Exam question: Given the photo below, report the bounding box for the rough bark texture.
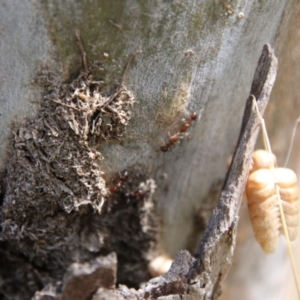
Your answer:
[31,44,277,300]
[0,1,297,299]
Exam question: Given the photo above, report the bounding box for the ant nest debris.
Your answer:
[3,71,135,220]
[1,54,158,298]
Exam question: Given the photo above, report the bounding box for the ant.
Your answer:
[109,170,148,202]
[180,112,197,133]
[160,133,179,152]
[109,170,128,194]
[160,111,197,152]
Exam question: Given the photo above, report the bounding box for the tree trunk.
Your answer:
[0,1,299,299]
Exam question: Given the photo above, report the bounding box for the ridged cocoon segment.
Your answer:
[275,168,299,240]
[246,168,299,253]
[250,149,277,173]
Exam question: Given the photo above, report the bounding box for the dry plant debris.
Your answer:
[0,50,159,299]
[2,70,135,224]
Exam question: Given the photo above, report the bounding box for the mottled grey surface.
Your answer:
[0,0,57,170]
[0,0,289,278]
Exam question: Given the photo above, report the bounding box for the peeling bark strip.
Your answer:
[191,44,278,297]
[134,44,278,299]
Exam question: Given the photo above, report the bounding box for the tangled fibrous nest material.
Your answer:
[1,62,159,299]
[1,71,135,256]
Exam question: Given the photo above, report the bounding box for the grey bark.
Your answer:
[0,1,297,300]
[32,44,278,300]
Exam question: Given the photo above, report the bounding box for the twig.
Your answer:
[101,50,142,109]
[49,99,80,111]
[75,29,89,74]
[119,50,142,86]
[108,19,123,31]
